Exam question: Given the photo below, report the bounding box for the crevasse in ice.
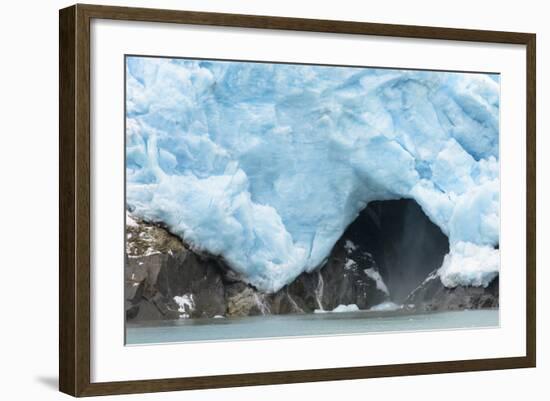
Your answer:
[125,56,500,293]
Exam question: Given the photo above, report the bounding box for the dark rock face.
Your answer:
[225,282,270,316]
[313,238,388,310]
[125,254,179,321]
[156,251,226,318]
[268,288,306,314]
[125,198,496,323]
[125,250,226,320]
[406,272,499,311]
[269,238,389,314]
[125,216,389,322]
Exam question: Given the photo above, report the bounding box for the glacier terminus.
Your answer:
[125,56,500,294]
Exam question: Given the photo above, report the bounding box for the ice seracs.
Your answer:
[126,57,500,293]
[438,241,500,288]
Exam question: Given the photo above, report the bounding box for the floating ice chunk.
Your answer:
[369,301,402,312]
[315,304,360,313]
[332,304,360,313]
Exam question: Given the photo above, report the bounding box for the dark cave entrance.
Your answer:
[342,199,450,303]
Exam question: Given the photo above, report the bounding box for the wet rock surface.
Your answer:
[125,203,497,323]
[406,271,499,311]
[311,237,388,311]
[125,216,390,322]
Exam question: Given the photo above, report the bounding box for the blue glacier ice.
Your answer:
[125,56,500,293]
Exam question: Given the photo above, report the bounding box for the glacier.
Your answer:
[125,56,500,293]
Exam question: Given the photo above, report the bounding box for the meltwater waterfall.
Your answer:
[342,199,449,302]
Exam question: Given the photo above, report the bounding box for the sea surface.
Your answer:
[125,309,499,345]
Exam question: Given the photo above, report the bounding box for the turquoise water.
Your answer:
[125,309,499,345]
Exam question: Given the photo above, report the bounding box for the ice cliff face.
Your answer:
[125,56,500,293]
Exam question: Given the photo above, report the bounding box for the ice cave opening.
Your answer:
[342,199,450,303]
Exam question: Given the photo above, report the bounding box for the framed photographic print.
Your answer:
[59,4,536,397]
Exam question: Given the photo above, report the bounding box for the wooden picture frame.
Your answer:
[59,3,536,397]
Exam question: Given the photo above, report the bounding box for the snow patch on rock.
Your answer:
[174,294,195,318]
[364,268,390,295]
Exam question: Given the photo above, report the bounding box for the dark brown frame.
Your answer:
[59,3,536,397]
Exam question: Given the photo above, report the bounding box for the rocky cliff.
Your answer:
[125,215,388,321]
[125,200,498,323]
[405,271,499,311]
